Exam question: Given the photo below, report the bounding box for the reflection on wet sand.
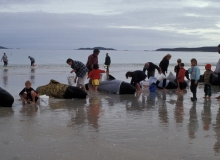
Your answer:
[67,95,102,132]
[188,103,198,139]
[2,68,8,87]
[158,91,169,125]
[174,94,184,125]
[202,100,212,131]
[30,68,35,84]
[87,96,101,131]
[0,107,14,117]
[19,104,38,116]
[214,105,220,154]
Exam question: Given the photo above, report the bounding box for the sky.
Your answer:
[0,0,220,50]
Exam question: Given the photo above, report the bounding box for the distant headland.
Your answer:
[155,46,218,52]
[0,46,8,49]
[77,47,116,50]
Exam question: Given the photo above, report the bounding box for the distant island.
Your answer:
[0,46,8,49]
[155,46,218,52]
[77,47,116,50]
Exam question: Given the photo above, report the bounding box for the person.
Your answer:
[86,49,100,89]
[88,64,105,92]
[203,64,213,99]
[188,58,200,101]
[159,54,172,90]
[104,53,111,73]
[177,63,186,93]
[174,59,182,78]
[214,44,220,99]
[66,58,88,92]
[86,49,100,72]
[143,62,161,78]
[1,53,8,67]
[125,70,147,92]
[19,80,38,105]
[28,56,35,66]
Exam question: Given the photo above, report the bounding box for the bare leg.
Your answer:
[31,91,37,104]
[135,83,142,92]
[94,85,98,92]
[20,93,27,104]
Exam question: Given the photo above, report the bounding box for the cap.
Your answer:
[205,64,211,70]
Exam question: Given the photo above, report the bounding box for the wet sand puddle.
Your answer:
[1,66,220,159]
[1,88,220,160]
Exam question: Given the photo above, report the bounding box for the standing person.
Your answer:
[66,58,88,92]
[203,64,213,99]
[88,64,105,92]
[104,53,111,73]
[174,59,182,77]
[159,54,172,90]
[86,49,100,72]
[86,49,100,89]
[28,56,35,66]
[125,70,147,92]
[143,62,161,78]
[188,58,200,101]
[19,80,38,105]
[1,53,8,67]
[214,44,220,99]
[177,63,186,93]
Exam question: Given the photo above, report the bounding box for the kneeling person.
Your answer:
[19,80,38,105]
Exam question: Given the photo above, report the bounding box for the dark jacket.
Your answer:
[130,70,147,86]
[104,55,111,65]
[159,59,169,74]
[147,62,160,72]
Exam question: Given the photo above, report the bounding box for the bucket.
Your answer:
[142,81,149,90]
[157,74,166,81]
[99,73,103,82]
[149,84,157,92]
[39,95,49,106]
[67,74,75,86]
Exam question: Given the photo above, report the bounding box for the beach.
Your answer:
[1,50,220,159]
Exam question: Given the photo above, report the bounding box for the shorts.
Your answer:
[92,79,99,86]
[179,82,184,90]
[77,73,87,87]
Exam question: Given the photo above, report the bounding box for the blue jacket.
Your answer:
[188,66,200,81]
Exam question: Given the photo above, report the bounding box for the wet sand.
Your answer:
[1,66,220,160]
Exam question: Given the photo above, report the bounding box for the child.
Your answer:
[174,58,182,78]
[177,63,186,93]
[188,58,200,101]
[19,80,38,105]
[203,64,213,99]
[88,64,105,92]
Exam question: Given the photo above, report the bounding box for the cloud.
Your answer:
[0,0,220,50]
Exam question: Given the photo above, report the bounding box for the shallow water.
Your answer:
[1,50,220,159]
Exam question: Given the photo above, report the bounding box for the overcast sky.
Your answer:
[0,0,220,50]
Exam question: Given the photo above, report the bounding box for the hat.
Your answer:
[205,64,211,70]
[180,63,184,67]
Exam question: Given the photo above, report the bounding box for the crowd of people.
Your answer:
[2,44,220,105]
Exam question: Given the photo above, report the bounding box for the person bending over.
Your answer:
[126,70,147,92]
[143,62,161,78]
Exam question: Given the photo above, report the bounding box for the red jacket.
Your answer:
[88,69,105,80]
[178,68,186,82]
